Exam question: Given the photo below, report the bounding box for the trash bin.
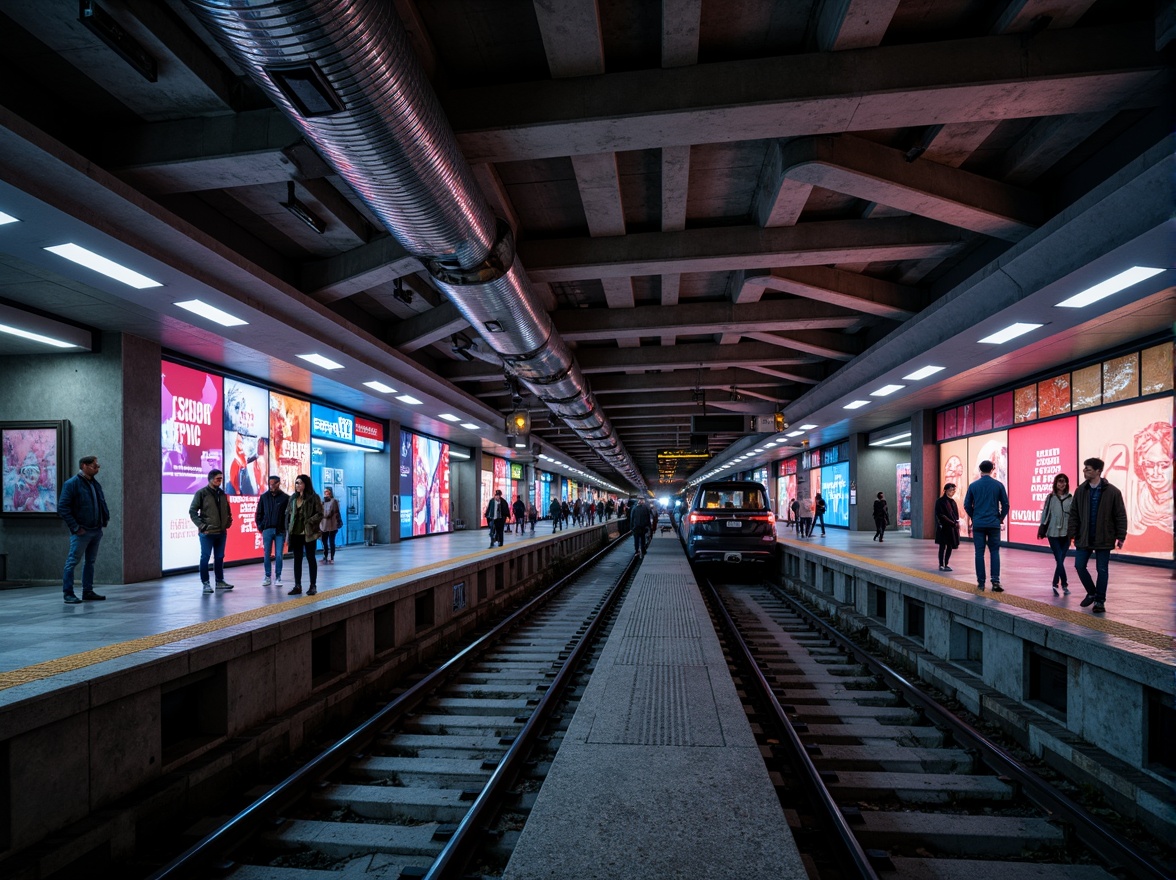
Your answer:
[364,524,377,545]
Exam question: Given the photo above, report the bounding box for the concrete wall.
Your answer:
[850,435,910,532]
[0,332,161,585]
[364,429,393,546]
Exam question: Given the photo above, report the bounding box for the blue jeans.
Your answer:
[972,527,1001,584]
[1073,547,1111,601]
[262,528,285,579]
[63,527,103,595]
[199,531,227,584]
[1047,536,1070,587]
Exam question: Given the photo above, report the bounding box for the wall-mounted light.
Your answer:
[392,276,413,305]
[282,181,326,234]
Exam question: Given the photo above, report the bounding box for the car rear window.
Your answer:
[698,487,768,510]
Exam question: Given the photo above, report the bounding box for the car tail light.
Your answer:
[689,513,715,523]
[748,514,775,523]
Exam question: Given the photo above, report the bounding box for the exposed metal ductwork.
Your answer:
[184,0,645,491]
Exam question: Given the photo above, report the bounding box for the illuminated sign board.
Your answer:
[311,404,355,443]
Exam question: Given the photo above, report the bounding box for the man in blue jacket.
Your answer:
[963,460,1009,592]
[58,455,110,604]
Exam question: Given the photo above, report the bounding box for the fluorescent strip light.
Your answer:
[979,322,1042,345]
[870,431,912,446]
[44,243,161,289]
[903,365,945,381]
[450,450,471,460]
[871,384,905,397]
[798,424,818,430]
[1055,266,1163,309]
[396,394,422,405]
[297,353,344,370]
[0,323,78,348]
[843,400,870,409]
[0,211,19,225]
[364,381,396,393]
[174,299,248,327]
[786,430,804,437]
[460,423,479,430]
[438,413,461,422]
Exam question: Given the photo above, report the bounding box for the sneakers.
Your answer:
[1051,583,1059,596]
[1092,603,1105,613]
[202,582,214,594]
[82,591,106,600]
[977,583,986,591]
[938,565,946,571]
[991,582,1004,592]
[216,580,234,591]
[288,586,302,596]
[262,577,272,586]
[275,577,283,586]
[306,586,317,596]
[943,566,952,572]
[1061,585,1070,595]
[64,593,82,604]
[1080,594,1096,607]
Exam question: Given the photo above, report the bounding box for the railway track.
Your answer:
[702,576,1173,880]
[147,539,637,880]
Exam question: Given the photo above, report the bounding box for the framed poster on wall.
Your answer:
[1,420,69,516]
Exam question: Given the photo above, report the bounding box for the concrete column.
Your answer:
[121,334,163,582]
[909,409,939,540]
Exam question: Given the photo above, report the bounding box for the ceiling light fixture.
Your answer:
[1054,266,1164,309]
[786,430,804,437]
[460,423,479,430]
[871,384,906,397]
[282,181,326,234]
[363,380,396,393]
[297,353,344,370]
[79,0,158,82]
[798,424,818,430]
[438,413,461,422]
[843,400,870,409]
[0,323,78,348]
[0,210,19,225]
[174,299,248,327]
[979,322,1043,344]
[391,276,413,305]
[45,243,161,289]
[902,366,944,381]
[396,394,423,405]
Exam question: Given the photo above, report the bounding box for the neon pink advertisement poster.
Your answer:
[1007,417,1077,546]
[162,363,223,493]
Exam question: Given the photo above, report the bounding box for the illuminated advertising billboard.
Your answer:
[965,430,1009,537]
[777,474,797,520]
[820,462,849,527]
[223,377,268,496]
[412,433,450,536]
[269,392,310,492]
[1008,417,1077,545]
[162,362,222,493]
[400,430,413,537]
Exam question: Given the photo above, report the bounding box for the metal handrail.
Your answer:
[149,531,630,879]
[776,585,1172,880]
[702,576,881,880]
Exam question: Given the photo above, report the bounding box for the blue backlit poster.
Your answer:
[820,461,850,527]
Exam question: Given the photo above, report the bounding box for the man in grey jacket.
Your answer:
[190,469,235,594]
[1067,457,1127,614]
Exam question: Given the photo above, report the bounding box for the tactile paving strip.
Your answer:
[0,548,495,693]
[783,539,1175,652]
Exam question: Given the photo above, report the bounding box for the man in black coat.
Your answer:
[630,499,652,558]
[486,489,509,547]
[58,455,110,604]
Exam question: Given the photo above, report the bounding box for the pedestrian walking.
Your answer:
[812,493,827,536]
[190,469,235,594]
[549,497,563,531]
[320,486,342,563]
[255,475,289,586]
[527,502,538,533]
[1039,474,1073,595]
[512,495,527,538]
[486,489,509,546]
[58,455,110,604]
[934,483,960,571]
[872,492,889,542]
[1067,458,1127,614]
[630,498,651,558]
[285,474,323,595]
[798,495,814,538]
[963,460,1009,592]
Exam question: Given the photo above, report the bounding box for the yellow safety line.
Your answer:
[0,547,499,693]
[781,538,1175,652]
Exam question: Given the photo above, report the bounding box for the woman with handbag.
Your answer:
[285,473,323,596]
[934,483,961,571]
[1039,473,1073,595]
[320,487,342,563]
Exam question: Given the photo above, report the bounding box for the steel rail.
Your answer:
[148,531,630,880]
[702,575,882,880]
[773,583,1172,880]
[424,546,639,878]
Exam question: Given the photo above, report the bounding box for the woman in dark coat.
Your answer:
[934,483,961,571]
[872,492,889,542]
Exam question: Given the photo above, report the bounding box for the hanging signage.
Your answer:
[511,462,523,480]
[354,417,385,450]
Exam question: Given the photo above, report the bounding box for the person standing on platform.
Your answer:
[872,492,889,542]
[812,493,827,536]
[486,489,509,547]
[963,460,1009,592]
[255,475,289,586]
[934,483,960,571]
[320,487,342,564]
[588,500,596,525]
[528,502,538,533]
[190,469,234,594]
[549,496,563,531]
[789,498,800,534]
[798,495,814,538]
[562,499,571,526]
[1039,474,1073,595]
[630,497,651,558]
[1068,458,1127,614]
[58,455,110,604]
[285,474,323,595]
[512,495,527,538]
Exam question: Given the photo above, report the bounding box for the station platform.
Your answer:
[503,532,805,879]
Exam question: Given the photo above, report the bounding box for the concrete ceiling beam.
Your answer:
[815,0,901,51]
[734,266,924,318]
[389,301,471,352]
[520,217,965,282]
[742,330,859,361]
[302,236,422,302]
[447,24,1163,162]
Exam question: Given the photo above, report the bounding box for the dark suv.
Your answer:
[685,480,778,567]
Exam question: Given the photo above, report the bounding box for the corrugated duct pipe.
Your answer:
[184,0,646,491]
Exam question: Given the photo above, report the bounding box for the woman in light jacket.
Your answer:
[1040,473,1073,595]
[321,486,342,563]
[285,474,323,596]
[934,483,960,571]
